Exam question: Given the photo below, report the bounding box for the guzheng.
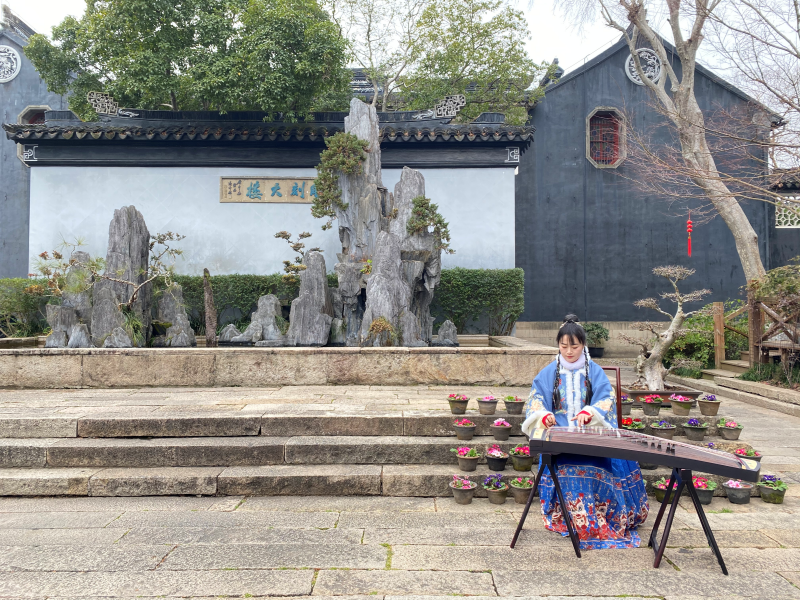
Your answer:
[528,426,760,482]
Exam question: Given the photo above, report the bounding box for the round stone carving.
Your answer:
[625,48,662,86]
[0,45,21,83]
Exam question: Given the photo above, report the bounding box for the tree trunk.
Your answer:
[203,268,217,347]
[641,310,687,390]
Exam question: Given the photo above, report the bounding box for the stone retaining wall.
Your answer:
[0,344,557,388]
[717,377,800,407]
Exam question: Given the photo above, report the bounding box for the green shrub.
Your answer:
[739,362,800,388]
[584,322,609,347]
[0,278,49,338]
[664,300,749,369]
[430,268,524,335]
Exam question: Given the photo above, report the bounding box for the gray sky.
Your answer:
[5,0,625,78]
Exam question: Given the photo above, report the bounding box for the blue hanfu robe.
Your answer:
[521,356,649,550]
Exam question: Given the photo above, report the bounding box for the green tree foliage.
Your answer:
[24,0,350,120]
[0,279,49,338]
[312,132,368,230]
[406,196,453,254]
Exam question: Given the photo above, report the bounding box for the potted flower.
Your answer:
[486,444,509,471]
[653,477,675,503]
[669,394,693,417]
[453,418,476,441]
[683,418,709,441]
[621,417,645,431]
[758,475,787,504]
[642,394,663,417]
[718,418,743,441]
[698,394,721,417]
[621,394,634,416]
[650,420,677,441]
[477,395,499,415]
[483,473,509,505]
[503,395,525,415]
[584,322,609,358]
[510,444,534,471]
[723,479,752,504]
[692,475,717,505]
[447,393,470,415]
[449,474,477,504]
[451,446,480,471]
[734,448,762,463]
[490,418,512,441]
[509,476,535,504]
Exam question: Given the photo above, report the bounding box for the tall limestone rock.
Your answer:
[286,251,333,346]
[151,284,197,347]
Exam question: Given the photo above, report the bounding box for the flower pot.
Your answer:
[448,399,469,415]
[695,487,714,505]
[642,403,662,417]
[719,427,742,441]
[477,400,498,415]
[698,400,721,417]
[486,455,509,471]
[650,427,676,441]
[759,486,786,504]
[449,483,476,505]
[511,454,534,471]
[640,463,658,470]
[683,425,708,441]
[723,483,752,504]
[504,400,524,415]
[457,456,479,472]
[588,347,604,358]
[671,400,692,416]
[486,486,509,505]
[736,453,761,463]
[510,485,533,504]
[490,425,511,441]
[654,487,675,503]
[453,425,476,441]
[621,402,633,416]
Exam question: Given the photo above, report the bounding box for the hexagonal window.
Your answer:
[18,105,51,125]
[586,107,626,169]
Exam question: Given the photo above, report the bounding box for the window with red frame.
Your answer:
[25,112,46,125]
[589,112,620,165]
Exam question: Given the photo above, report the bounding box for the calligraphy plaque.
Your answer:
[220,177,317,203]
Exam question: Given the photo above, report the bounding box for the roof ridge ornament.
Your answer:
[625,48,662,86]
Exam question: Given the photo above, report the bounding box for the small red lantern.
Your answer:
[686,213,693,257]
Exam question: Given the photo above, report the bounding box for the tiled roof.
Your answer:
[3,122,534,144]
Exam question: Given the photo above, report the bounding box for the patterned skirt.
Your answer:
[538,454,649,550]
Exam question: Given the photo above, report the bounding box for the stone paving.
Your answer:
[0,376,798,597]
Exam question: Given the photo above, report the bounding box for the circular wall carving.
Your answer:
[625,48,662,86]
[0,45,21,83]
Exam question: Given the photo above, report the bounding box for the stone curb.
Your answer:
[667,375,800,418]
[715,377,800,407]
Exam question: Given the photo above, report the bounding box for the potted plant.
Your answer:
[621,394,634,416]
[698,393,721,417]
[483,473,510,505]
[692,475,717,505]
[477,395,499,415]
[449,474,477,504]
[486,444,509,471]
[453,418,477,441]
[490,418,512,441]
[509,476,535,504]
[683,418,709,441]
[669,394,693,416]
[718,418,743,441]
[757,475,787,504]
[734,448,762,463]
[510,444,534,471]
[642,394,663,416]
[723,479,752,504]
[621,417,645,431]
[653,477,675,503]
[650,420,677,440]
[451,446,480,471]
[447,394,470,415]
[503,395,525,415]
[584,322,609,358]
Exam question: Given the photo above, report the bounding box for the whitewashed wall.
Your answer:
[29,166,515,275]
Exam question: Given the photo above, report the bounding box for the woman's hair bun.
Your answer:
[563,314,580,324]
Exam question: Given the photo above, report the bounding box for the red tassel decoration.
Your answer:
[687,214,693,257]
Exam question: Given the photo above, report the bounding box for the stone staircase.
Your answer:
[0,407,761,497]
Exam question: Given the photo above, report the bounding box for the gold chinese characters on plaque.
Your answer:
[220,177,317,204]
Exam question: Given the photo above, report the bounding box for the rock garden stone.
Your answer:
[218,324,241,342]
[435,320,459,347]
[231,322,262,344]
[286,251,333,347]
[44,330,67,348]
[249,294,286,344]
[62,250,93,324]
[90,286,125,347]
[67,324,94,348]
[102,327,133,348]
[150,284,196,347]
[46,304,77,334]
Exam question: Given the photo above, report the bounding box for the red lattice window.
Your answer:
[589,113,620,165]
[26,112,45,124]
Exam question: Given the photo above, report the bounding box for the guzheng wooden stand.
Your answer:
[649,467,728,575]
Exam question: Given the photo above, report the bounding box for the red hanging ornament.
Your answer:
[686,213,693,257]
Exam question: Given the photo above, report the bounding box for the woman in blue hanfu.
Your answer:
[520,314,649,550]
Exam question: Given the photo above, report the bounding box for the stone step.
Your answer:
[701,368,739,381]
[720,359,750,374]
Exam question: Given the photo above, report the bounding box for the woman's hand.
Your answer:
[570,411,592,427]
[543,414,556,428]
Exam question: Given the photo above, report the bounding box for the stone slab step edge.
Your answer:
[0,464,770,498]
[714,376,800,407]
[667,374,800,418]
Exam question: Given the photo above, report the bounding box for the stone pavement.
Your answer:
[0,378,798,597]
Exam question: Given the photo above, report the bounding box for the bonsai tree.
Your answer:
[584,322,609,347]
[619,266,710,390]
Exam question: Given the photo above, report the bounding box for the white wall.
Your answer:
[29,166,515,275]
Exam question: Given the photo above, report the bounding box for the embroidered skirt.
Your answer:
[538,454,649,550]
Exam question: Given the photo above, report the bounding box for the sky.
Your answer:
[4,0,629,79]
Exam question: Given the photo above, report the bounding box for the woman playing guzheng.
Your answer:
[520,314,649,550]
